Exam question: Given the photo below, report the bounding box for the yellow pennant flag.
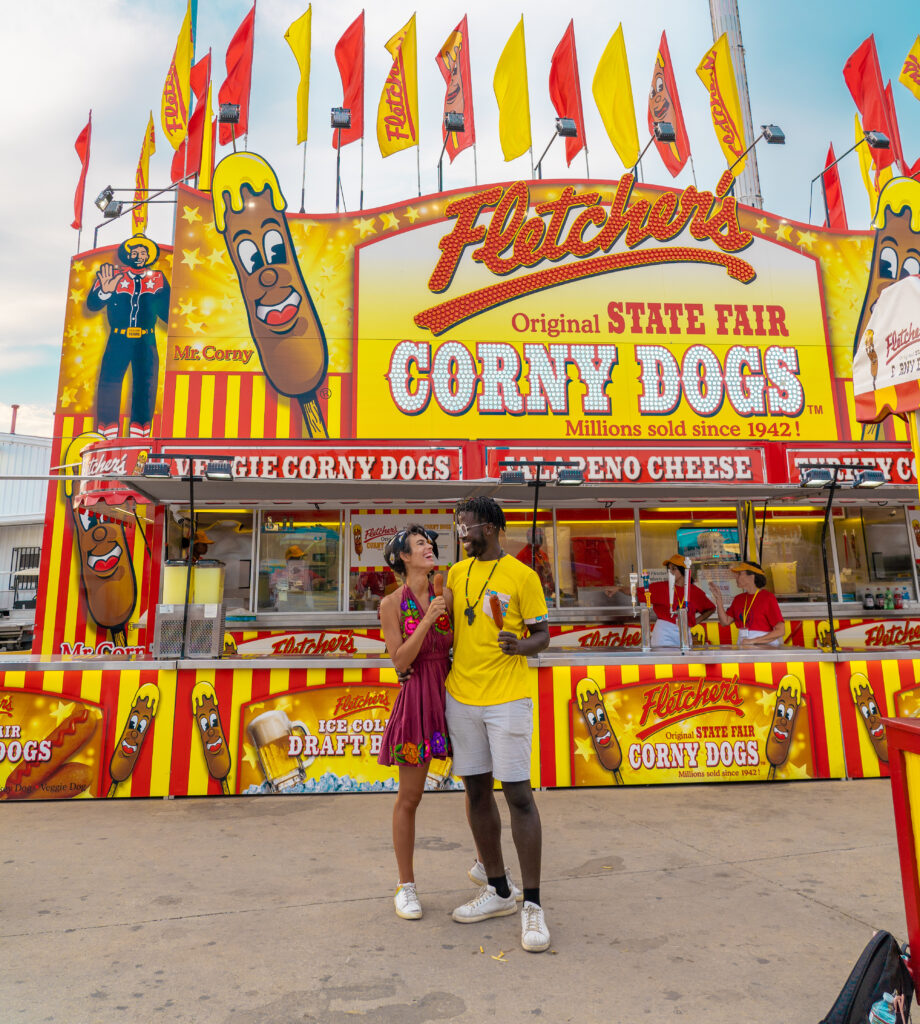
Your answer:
[493,17,531,162]
[377,14,419,157]
[199,79,214,190]
[592,24,639,170]
[285,6,312,145]
[855,113,893,219]
[696,33,747,175]
[161,0,193,150]
[132,113,156,234]
[899,35,920,103]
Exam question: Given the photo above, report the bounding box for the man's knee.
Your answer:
[463,773,494,807]
[501,779,536,814]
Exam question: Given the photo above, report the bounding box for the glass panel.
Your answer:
[504,511,556,604]
[834,507,914,607]
[555,509,637,609]
[258,511,341,613]
[754,508,828,602]
[164,511,256,610]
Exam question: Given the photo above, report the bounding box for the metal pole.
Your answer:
[689,152,698,189]
[583,142,590,180]
[416,144,421,198]
[530,476,542,570]
[181,467,195,660]
[360,136,365,210]
[473,141,479,186]
[821,471,839,652]
[300,140,307,214]
[335,127,343,214]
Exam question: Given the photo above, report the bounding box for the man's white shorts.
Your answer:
[445,693,533,782]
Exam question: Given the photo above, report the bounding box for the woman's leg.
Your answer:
[393,762,430,882]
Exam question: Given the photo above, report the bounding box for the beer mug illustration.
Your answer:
[247,709,314,792]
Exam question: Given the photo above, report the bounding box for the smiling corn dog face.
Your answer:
[765,678,800,770]
[192,680,231,782]
[576,677,622,774]
[72,508,137,631]
[212,153,328,402]
[852,675,888,763]
[110,683,158,785]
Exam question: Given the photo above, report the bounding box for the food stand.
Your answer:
[5,156,920,799]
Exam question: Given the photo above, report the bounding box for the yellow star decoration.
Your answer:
[72,259,85,272]
[781,759,812,780]
[206,248,226,268]
[380,212,400,231]
[755,688,777,714]
[65,326,79,340]
[69,287,85,304]
[404,206,421,223]
[61,386,77,406]
[241,742,260,770]
[355,217,377,238]
[797,231,817,250]
[574,735,595,762]
[186,319,205,335]
[181,248,203,271]
[50,701,76,726]
[181,205,202,224]
[775,223,793,242]
[178,298,196,316]
[754,218,769,234]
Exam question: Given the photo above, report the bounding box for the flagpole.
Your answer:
[360,136,365,210]
[689,152,698,189]
[473,141,479,186]
[584,143,590,180]
[529,146,534,180]
[416,145,421,198]
[300,140,307,214]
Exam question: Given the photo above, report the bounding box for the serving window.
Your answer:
[832,506,916,604]
[503,511,557,603]
[554,509,637,609]
[257,511,342,613]
[751,508,830,602]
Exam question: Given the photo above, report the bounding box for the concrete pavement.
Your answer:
[0,779,909,1023]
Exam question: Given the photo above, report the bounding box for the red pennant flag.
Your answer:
[333,12,365,147]
[648,31,691,178]
[843,36,895,171]
[172,53,212,182]
[821,144,848,231]
[548,20,586,165]
[71,111,92,230]
[437,15,476,163]
[884,80,906,174]
[218,4,255,146]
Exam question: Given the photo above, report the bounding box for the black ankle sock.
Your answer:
[523,888,540,907]
[489,875,511,899]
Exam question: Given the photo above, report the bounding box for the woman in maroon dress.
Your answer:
[378,525,453,920]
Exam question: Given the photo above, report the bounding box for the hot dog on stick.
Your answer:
[488,593,504,629]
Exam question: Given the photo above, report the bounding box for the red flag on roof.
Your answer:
[884,80,906,173]
[71,112,91,230]
[437,15,476,163]
[333,11,365,146]
[172,53,212,183]
[647,31,691,178]
[843,36,895,171]
[218,4,255,146]
[821,144,848,230]
[548,20,586,165]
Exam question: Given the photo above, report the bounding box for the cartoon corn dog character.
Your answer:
[63,434,138,649]
[862,330,879,389]
[212,152,329,437]
[352,523,363,556]
[765,676,801,780]
[108,683,158,796]
[852,673,889,763]
[575,677,623,784]
[192,680,232,793]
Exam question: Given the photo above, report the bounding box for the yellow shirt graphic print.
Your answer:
[446,555,547,706]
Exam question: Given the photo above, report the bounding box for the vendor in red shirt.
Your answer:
[636,554,715,647]
[709,561,785,648]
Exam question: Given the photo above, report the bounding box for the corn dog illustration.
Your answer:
[192,680,232,794]
[353,523,363,556]
[23,763,94,801]
[212,152,329,438]
[432,572,444,596]
[862,330,878,390]
[765,676,800,780]
[1,704,99,800]
[852,674,888,763]
[575,678,623,784]
[108,682,158,797]
[488,592,504,629]
[63,434,137,648]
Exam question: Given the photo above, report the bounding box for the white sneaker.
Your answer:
[467,860,523,902]
[452,884,517,923]
[394,881,422,920]
[521,901,550,952]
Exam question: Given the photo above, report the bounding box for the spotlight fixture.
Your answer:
[499,469,526,485]
[94,186,114,213]
[761,124,785,145]
[205,460,234,482]
[143,460,171,478]
[800,467,834,487]
[556,467,585,486]
[218,103,240,124]
[444,111,465,133]
[853,468,886,489]
[331,107,352,130]
[864,130,890,149]
[102,200,123,219]
[652,121,676,143]
[555,117,578,138]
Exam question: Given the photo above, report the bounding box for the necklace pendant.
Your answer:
[465,606,476,625]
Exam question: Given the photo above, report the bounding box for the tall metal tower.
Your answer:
[709,0,762,209]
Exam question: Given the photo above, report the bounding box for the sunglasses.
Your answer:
[457,521,487,538]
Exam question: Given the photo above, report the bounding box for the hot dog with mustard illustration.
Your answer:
[108,682,158,796]
[192,680,232,793]
[765,676,800,780]
[212,152,329,438]
[852,674,888,763]
[575,677,623,784]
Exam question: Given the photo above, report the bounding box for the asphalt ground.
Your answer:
[0,778,909,1023]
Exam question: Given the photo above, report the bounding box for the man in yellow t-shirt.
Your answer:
[446,497,551,953]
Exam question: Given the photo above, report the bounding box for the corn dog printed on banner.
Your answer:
[211,153,330,438]
[108,683,159,797]
[575,677,623,784]
[0,690,105,801]
[191,680,232,795]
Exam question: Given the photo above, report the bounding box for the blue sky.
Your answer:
[0,0,917,435]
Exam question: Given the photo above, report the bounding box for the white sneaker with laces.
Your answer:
[394,881,422,920]
[467,860,523,902]
[451,884,517,923]
[521,900,550,952]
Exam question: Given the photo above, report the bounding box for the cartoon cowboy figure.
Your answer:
[86,234,170,439]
